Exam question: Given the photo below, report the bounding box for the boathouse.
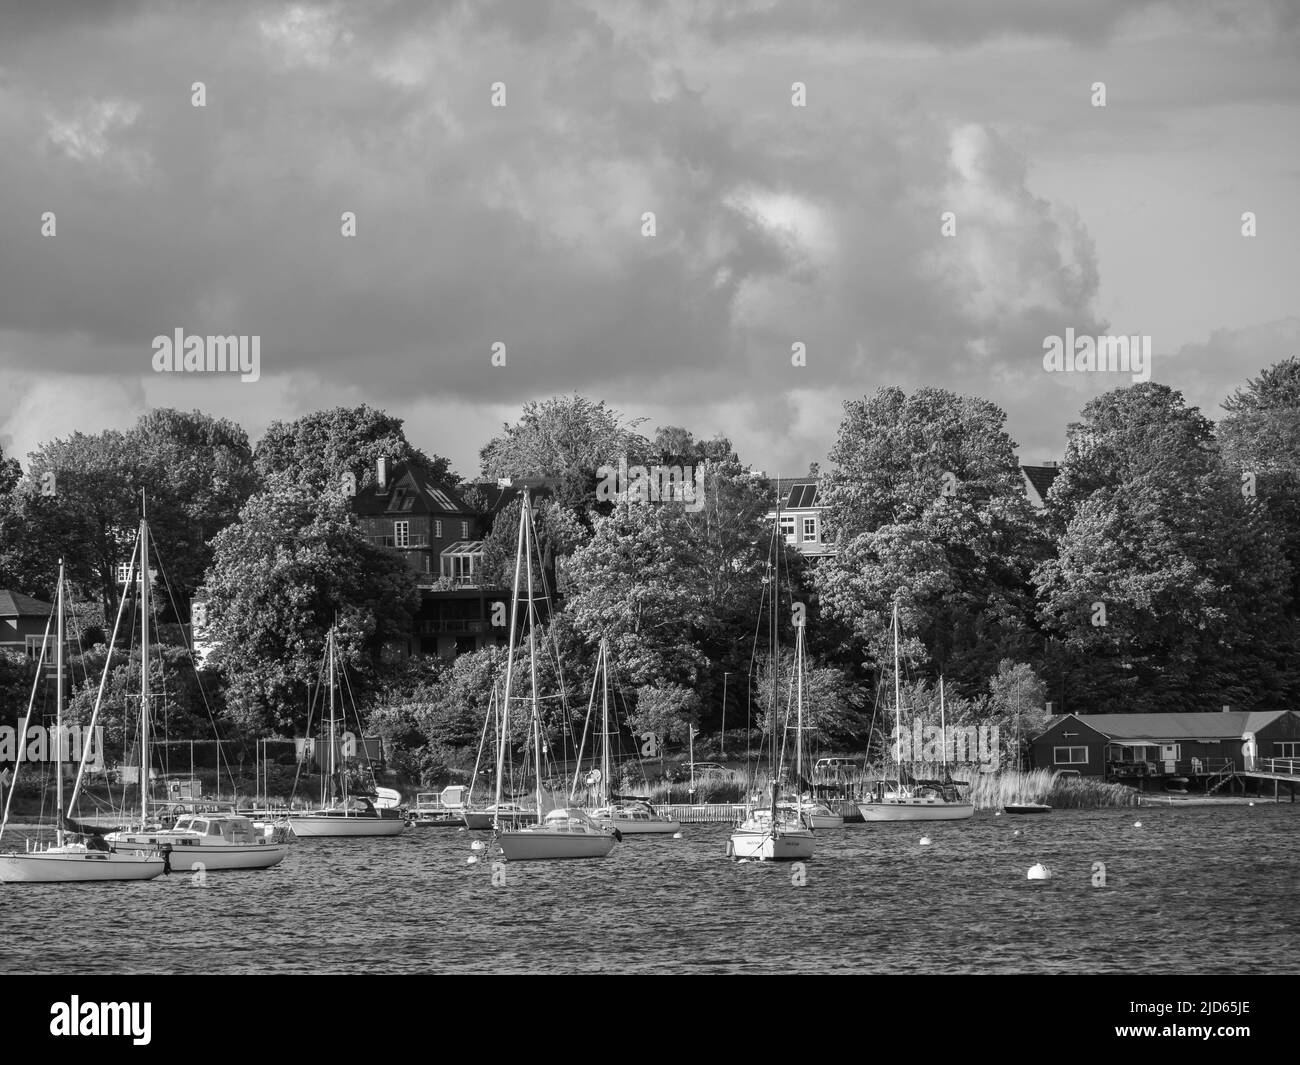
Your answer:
[0,589,55,657]
[1030,711,1300,787]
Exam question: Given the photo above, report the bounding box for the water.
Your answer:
[4,804,1297,974]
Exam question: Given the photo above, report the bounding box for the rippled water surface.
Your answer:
[4,804,1298,974]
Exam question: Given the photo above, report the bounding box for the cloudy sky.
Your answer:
[1,0,1297,480]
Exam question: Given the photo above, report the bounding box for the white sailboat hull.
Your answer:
[105,833,288,870]
[728,828,815,861]
[804,812,844,830]
[857,799,975,822]
[497,828,617,860]
[287,814,407,838]
[0,847,165,883]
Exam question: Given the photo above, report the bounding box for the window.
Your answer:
[461,520,470,539]
[391,486,415,512]
[434,519,443,538]
[779,516,795,543]
[1276,742,1300,758]
[394,521,409,548]
[802,517,818,542]
[1054,746,1088,765]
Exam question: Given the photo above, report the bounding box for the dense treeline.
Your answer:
[0,364,1297,785]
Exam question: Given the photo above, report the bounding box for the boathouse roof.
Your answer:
[1045,711,1289,741]
[0,589,53,617]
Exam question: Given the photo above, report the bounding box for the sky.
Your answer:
[1,0,1297,480]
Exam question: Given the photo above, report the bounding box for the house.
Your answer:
[0,589,55,659]
[1030,711,1300,786]
[353,458,486,589]
[765,477,835,558]
[352,464,565,662]
[1020,461,1060,510]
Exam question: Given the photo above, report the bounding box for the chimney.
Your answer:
[377,456,388,489]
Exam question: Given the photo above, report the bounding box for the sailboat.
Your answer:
[286,627,406,838]
[0,560,165,883]
[728,619,815,861]
[104,513,289,869]
[494,489,617,861]
[857,597,974,822]
[461,680,536,830]
[582,637,681,836]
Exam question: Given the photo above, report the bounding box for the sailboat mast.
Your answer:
[494,495,529,821]
[140,511,150,826]
[893,595,902,767]
[328,627,336,804]
[55,561,65,845]
[523,492,543,823]
[795,619,803,819]
[940,674,947,776]
[600,639,610,807]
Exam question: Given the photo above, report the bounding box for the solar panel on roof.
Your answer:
[428,488,456,511]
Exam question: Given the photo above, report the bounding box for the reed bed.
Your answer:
[958,769,1140,810]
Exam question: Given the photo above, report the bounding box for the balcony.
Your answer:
[370,534,429,548]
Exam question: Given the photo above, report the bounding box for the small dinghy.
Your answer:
[1004,803,1052,815]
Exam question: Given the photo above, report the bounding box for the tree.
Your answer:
[201,476,418,733]
[255,405,454,492]
[1219,357,1300,622]
[1033,383,1292,712]
[0,443,19,497]
[627,683,699,759]
[814,387,1047,693]
[479,395,650,514]
[0,411,257,615]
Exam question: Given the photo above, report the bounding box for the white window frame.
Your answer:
[394,521,410,548]
[802,516,818,542]
[461,520,470,539]
[1054,746,1088,765]
[779,515,795,543]
[1276,741,1300,758]
[434,519,443,538]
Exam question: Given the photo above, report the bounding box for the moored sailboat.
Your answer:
[493,489,616,861]
[286,628,406,838]
[1,559,165,883]
[104,513,289,869]
[857,597,973,823]
[582,638,681,836]
[728,619,815,861]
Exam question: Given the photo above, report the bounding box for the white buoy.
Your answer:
[470,840,485,852]
[1133,820,1142,828]
[1013,829,1021,836]
[466,856,478,865]
[1027,863,1052,880]
[457,827,466,833]
[672,831,683,839]
[995,811,1002,817]
[1249,802,1255,807]
[919,836,932,846]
